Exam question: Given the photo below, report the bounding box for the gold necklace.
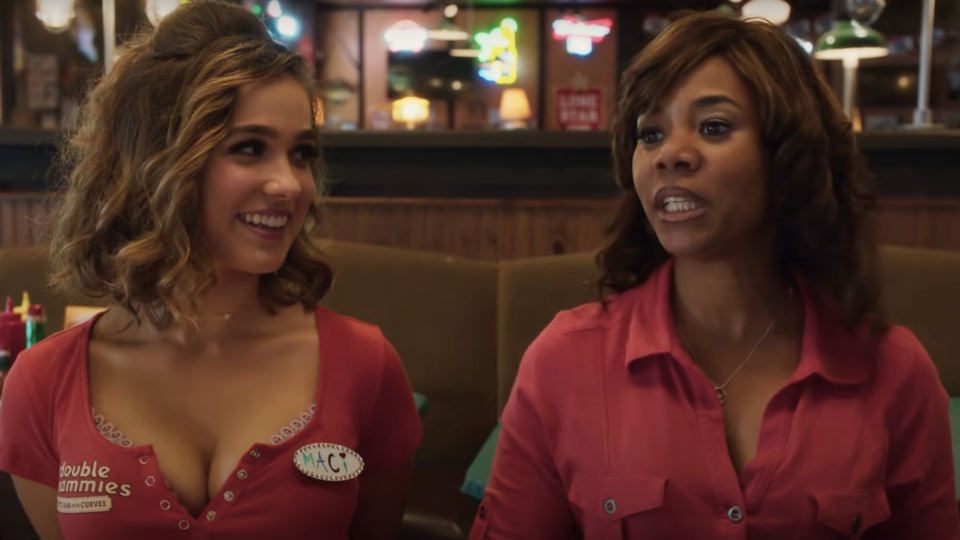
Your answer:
[678,289,793,406]
[202,299,259,321]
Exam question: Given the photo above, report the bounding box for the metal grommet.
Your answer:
[603,498,617,515]
[178,520,189,530]
[206,511,216,521]
[237,469,248,480]
[727,506,744,523]
[224,491,234,502]
[159,500,171,510]
[138,455,150,465]
[145,476,155,486]
[250,449,261,458]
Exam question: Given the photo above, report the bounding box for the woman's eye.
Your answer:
[293,145,319,161]
[638,128,664,144]
[230,140,265,156]
[701,120,731,136]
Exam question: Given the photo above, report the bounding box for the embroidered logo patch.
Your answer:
[293,443,363,481]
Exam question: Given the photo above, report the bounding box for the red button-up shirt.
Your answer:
[471,260,960,539]
[0,306,423,540]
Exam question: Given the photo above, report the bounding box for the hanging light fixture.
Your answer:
[36,0,76,33]
[449,0,479,57]
[741,0,791,25]
[428,18,470,41]
[145,0,182,26]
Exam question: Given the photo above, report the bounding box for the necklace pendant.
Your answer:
[715,387,727,405]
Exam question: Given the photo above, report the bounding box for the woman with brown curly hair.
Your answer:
[471,10,959,540]
[0,2,421,539]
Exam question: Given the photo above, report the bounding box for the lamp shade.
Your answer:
[813,20,888,61]
[36,0,75,33]
[145,0,182,26]
[392,96,430,125]
[741,0,791,25]
[499,88,532,122]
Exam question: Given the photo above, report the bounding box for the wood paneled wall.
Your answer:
[3,193,960,259]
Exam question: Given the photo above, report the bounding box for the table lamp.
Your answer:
[391,96,431,130]
[499,88,532,130]
[814,20,888,120]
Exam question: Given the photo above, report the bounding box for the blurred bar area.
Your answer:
[2,0,960,259]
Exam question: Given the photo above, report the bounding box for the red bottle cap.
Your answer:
[27,304,44,317]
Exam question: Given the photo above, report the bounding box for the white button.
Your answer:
[237,469,248,480]
[145,476,155,486]
[178,520,189,530]
[728,506,744,523]
[139,455,150,465]
[603,498,617,515]
[206,511,216,521]
[224,491,234,501]
[160,500,171,510]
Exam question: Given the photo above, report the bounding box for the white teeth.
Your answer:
[240,213,288,228]
[662,197,701,213]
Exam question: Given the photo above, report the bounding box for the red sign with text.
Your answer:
[556,87,603,131]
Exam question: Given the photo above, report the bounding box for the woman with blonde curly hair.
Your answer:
[0,1,421,539]
[471,10,960,540]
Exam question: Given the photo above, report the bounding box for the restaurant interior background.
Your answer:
[1,0,960,262]
[1,2,960,539]
[3,0,960,132]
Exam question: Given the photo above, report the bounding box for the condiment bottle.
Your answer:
[0,297,26,363]
[26,304,46,348]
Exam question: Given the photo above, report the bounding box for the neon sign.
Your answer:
[476,18,518,85]
[384,20,428,53]
[552,16,612,56]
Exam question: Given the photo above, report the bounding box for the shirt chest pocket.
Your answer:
[568,472,666,540]
[794,488,891,540]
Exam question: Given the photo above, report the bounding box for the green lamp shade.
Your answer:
[814,20,888,60]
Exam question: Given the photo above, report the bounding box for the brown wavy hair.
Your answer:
[599,10,884,333]
[49,0,334,329]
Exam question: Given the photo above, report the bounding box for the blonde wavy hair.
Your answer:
[49,0,334,329]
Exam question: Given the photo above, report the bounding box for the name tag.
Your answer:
[293,443,364,481]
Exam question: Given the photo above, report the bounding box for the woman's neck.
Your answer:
[672,249,794,347]
[147,272,266,347]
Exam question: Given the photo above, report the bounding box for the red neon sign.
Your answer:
[551,16,613,43]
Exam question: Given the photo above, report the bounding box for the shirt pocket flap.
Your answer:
[568,472,666,521]
[812,488,891,534]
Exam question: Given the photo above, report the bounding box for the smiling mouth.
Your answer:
[661,197,704,213]
[238,213,289,230]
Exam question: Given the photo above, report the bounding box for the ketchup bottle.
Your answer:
[0,297,26,364]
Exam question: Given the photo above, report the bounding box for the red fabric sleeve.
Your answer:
[356,337,423,476]
[469,323,575,540]
[0,346,61,488]
[867,337,960,539]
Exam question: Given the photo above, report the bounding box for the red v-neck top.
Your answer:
[0,306,423,539]
[471,259,960,540]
